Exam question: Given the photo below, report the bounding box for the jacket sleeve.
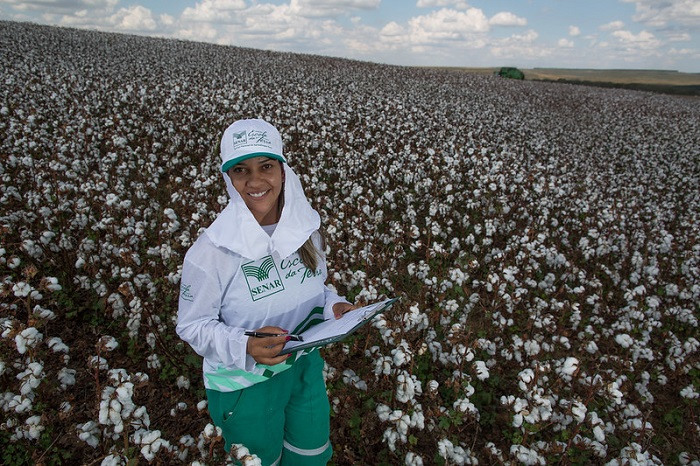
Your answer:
[322,284,350,320]
[176,259,252,371]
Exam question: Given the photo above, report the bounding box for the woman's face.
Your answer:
[228,157,285,225]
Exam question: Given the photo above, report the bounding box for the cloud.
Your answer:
[416,0,469,9]
[612,29,659,46]
[558,38,574,47]
[489,12,527,27]
[290,0,380,18]
[621,0,700,27]
[406,7,489,44]
[568,25,580,36]
[0,0,117,12]
[600,20,625,31]
[0,0,161,34]
[666,31,691,42]
[380,20,403,37]
[111,5,156,31]
[55,4,158,32]
[181,0,246,23]
[489,29,548,60]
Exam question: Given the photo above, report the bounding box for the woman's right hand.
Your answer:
[246,326,291,365]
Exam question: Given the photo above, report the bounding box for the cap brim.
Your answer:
[221,152,286,173]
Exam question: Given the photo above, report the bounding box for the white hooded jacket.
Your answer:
[176,164,347,392]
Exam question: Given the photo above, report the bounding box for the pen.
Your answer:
[244,331,304,342]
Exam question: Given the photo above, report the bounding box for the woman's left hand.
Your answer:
[333,302,357,319]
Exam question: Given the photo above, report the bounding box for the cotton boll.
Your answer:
[395,371,422,403]
[615,334,634,348]
[571,401,587,423]
[15,327,43,354]
[342,369,367,391]
[680,385,699,399]
[77,421,100,448]
[88,356,109,370]
[97,335,119,352]
[176,375,190,389]
[453,398,480,420]
[10,395,33,413]
[146,354,161,369]
[196,400,208,412]
[474,360,489,380]
[510,444,546,465]
[561,357,579,376]
[518,368,535,391]
[13,281,32,297]
[405,452,424,466]
[58,367,76,389]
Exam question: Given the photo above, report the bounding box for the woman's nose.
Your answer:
[246,170,264,185]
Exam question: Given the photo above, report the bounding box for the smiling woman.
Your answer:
[176,118,357,464]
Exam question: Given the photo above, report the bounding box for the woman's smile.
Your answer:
[248,190,270,199]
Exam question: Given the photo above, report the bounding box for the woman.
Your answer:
[176,118,354,465]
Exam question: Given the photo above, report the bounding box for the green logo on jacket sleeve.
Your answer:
[242,255,285,301]
[180,284,194,302]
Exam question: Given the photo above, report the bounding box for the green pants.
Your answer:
[207,350,332,465]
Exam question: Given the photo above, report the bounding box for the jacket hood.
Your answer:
[206,164,320,260]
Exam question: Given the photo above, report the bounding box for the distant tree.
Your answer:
[497,67,525,80]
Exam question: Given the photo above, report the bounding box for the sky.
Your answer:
[1,0,699,72]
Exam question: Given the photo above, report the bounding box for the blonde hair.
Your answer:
[298,235,324,271]
[276,171,323,271]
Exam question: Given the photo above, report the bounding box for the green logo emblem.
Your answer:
[242,255,285,301]
[180,284,194,302]
[242,256,275,281]
[232,130,247,147]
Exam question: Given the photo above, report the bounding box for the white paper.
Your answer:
[282,298,394,352]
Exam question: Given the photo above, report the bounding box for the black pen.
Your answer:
[244,331,304,342]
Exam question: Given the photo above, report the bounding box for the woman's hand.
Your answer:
[246,326,291,365]
[333,302,357,319]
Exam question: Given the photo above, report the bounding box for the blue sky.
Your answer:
[2,0,699,72]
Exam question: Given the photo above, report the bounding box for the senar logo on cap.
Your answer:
[220,119,286,173]
[231,130,247,147]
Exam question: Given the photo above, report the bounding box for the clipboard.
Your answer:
[279,298,398,355]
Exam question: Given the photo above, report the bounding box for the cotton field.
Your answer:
[1,20,699,465]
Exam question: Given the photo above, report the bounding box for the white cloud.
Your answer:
[667,47,699,58]
[160,14,175,27]
[568,25,580,36]
[110,5,156,31]
[416,0,469,9]
[489,12,527,27]
[666,31,691,42]
[380,21,404,37]
[600,20,625,31]
[181,0,246,23]
[621,0,700,27]
[406,7,489,44]
[490,29,550,61]
[558,38,574,47]
[612,29,660,49]
[0,0,117,12]
[290,0,380,18]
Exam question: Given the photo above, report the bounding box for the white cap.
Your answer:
[220,119,285,173]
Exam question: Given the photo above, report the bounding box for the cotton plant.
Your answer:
[1,20,700,464]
